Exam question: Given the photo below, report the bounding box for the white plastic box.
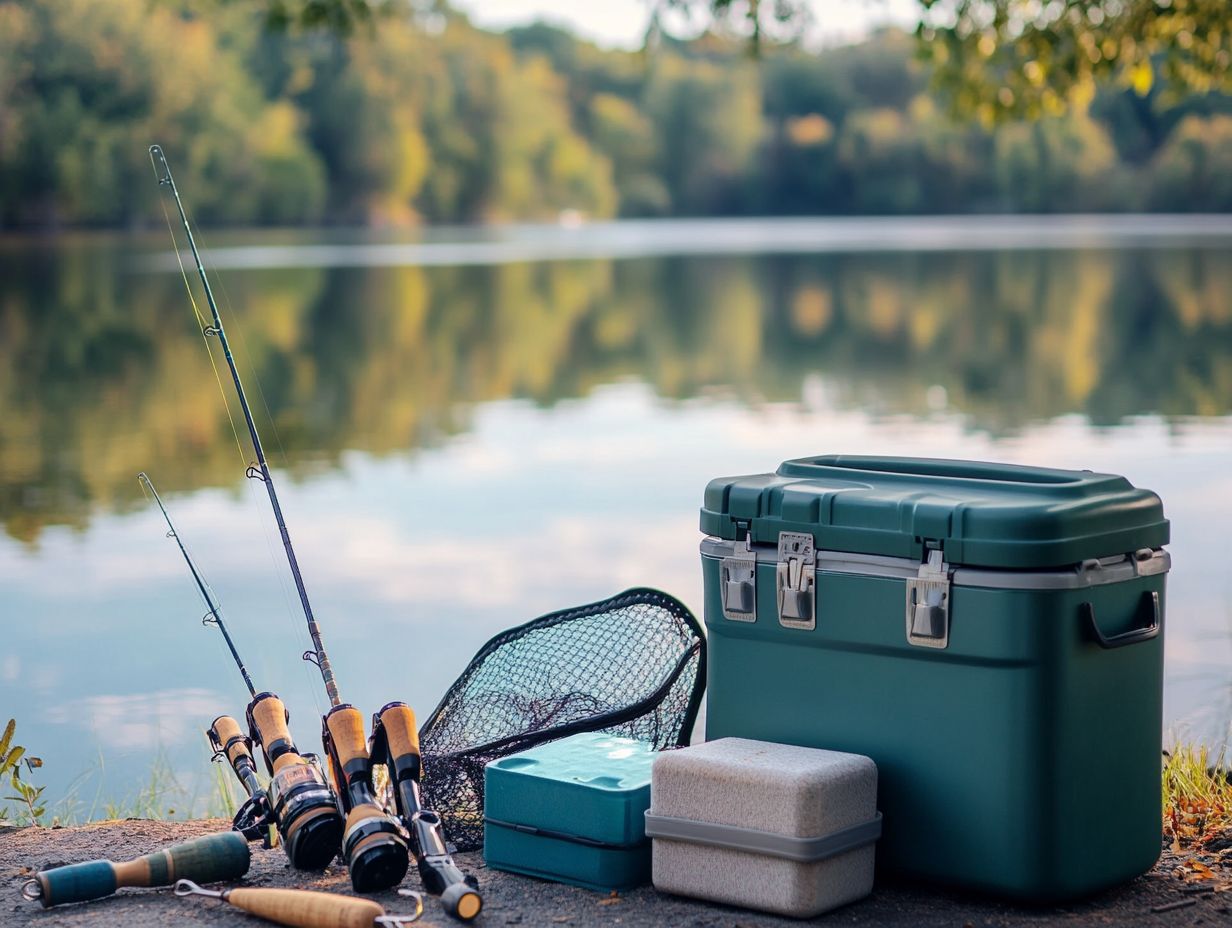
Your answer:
[645,738,880,918]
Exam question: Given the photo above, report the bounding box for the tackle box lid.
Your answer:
[484,733,656,848]
[700,455,1169,569]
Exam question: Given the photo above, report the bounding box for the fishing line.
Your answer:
[155,204,306,707]
[162,197,306,661]
[157,198,249,470]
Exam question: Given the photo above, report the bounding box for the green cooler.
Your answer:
[701,455,1169,902]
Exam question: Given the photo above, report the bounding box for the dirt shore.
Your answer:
[1,819,1228,927]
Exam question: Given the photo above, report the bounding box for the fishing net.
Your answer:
[419,587,706,851]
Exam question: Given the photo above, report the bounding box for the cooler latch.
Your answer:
[906,548,950,649]
[720,522,757,622]
[776,532,816,630]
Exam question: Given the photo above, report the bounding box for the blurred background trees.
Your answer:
[0,0,1229,228]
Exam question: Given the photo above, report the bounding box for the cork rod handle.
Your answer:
[249,693,303,773]
[378,704,420,766]
[210,715,253,767]
[325,706,371,768]
[226,887,386,928]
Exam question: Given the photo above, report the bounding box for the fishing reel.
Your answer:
[323,704,410,893]
[243,693,346,871]
[370,702,483,922]
[207,716,274,846]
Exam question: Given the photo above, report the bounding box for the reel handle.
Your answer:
[25,832,250,907]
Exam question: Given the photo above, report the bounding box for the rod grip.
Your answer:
[378,703,420,765]
[33,832,249,907]
[210,715,253,768]
[118,831,251,889]
[33,860,116,908]
[249,693,300,772]
[325,705,371,768]
[227,887,386,928]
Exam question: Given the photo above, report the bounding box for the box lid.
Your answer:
[649,738,877,840]
[484,733,655,847]
[701,455,1168,569]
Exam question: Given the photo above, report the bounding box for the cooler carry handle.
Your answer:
[779,455,1085,485]
[1080,591,1160,649]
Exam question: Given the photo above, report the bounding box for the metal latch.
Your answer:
[905,548,950,649]
[720,523,757,622]
[776,532,816,630]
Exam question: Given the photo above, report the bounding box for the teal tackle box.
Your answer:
[483,733,656,891]
[700,455,1170,902]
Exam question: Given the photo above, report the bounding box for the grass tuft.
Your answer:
[1163,743,1232,856]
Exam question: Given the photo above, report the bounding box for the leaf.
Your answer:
[1130,60,1154,96]
[0,719,14,759]
[1190,861,1216,880]
[5,746,25,771]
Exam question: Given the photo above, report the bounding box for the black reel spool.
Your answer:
[268,752,346,871]
[323,704,409,893]
[245,693,345,871]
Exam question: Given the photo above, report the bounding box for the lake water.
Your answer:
[2,216,1230,819]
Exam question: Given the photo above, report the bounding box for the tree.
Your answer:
[917,1,1232,122]
[0,0,325,227]
[652,1,1230,123]
[644,57,764,214]
[1149,113,1232,210]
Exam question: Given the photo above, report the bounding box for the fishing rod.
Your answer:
[137,472,344,871]
[148,145,337,706]
[149,144,483,919]
[149,145,411,897]
[138,472,255,696]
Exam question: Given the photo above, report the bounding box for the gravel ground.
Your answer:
[2,819,1229,927]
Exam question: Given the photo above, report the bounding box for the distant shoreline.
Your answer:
[103,213,1232,272]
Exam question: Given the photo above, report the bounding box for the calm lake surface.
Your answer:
[2,216,1231,818]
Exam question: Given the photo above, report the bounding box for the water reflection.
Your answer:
[2,224,1231,812]
[3,231,1232,544]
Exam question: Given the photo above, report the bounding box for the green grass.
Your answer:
[1163,743,1232,854]
[4,743,243,827]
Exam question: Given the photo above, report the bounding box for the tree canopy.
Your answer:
[246,0,1232,119]
[1,0,1230,228]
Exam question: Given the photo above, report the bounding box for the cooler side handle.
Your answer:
[1080,591,1161,649]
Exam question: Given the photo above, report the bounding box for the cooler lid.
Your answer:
[484,733,655,847]
[700,455,1168,569]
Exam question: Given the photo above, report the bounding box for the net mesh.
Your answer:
[419,587,706,851]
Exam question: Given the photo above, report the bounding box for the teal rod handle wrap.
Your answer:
[35,860,117,908]
[162,831,251,884]
[30,831,249,908]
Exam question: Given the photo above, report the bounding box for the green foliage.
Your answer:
[1163,743,1231,853]
[1,720,47,826]
[1,1,1231,227]
[918,0,1232,122]
[644,56,763,214]
[1150,113,1232,211]
[0,0,325,226]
